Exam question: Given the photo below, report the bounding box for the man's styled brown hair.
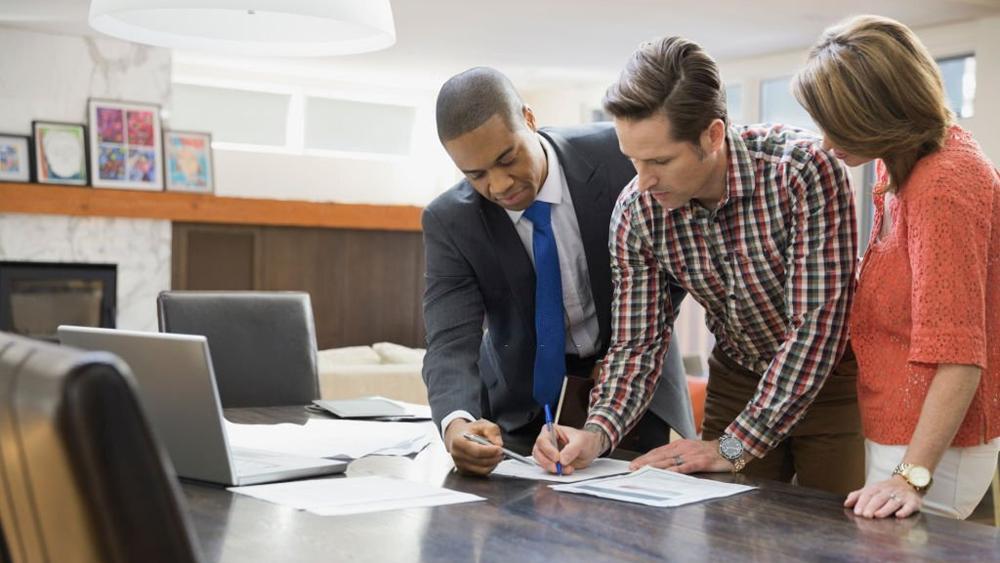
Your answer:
[603,36,727,145]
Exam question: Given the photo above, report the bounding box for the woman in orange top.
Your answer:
[793,15,999,519]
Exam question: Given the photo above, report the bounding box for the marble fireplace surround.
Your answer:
[0,213,171,332]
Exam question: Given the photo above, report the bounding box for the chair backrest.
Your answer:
[0,331,202,563]
[157,291,320,408]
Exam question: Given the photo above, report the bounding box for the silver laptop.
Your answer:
[58,325,346,486]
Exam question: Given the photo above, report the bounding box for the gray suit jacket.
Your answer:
[421,123,695,447]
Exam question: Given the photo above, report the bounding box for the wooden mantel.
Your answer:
[0,181,423,232]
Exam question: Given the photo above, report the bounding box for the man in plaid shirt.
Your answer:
[533,36,864,494]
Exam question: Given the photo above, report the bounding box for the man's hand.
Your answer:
[532,424,606,475]
[444,418,503,476]
[629,439,735,473]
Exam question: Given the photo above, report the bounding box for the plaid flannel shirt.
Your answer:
[587,125,857,458]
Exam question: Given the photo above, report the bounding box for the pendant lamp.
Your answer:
[88,0,396,56]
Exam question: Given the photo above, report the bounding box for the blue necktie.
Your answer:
[522,200,566,409]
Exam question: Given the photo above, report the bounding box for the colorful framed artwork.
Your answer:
[0,133,32,183]
[87,99,164,191]
[31,121,88,186]
[164,130,215,193]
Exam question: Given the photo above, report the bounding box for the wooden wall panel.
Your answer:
[174,223,426,350]
[337,230,425,348]
[173,226,260,290]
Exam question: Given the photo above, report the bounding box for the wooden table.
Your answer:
[181,407,1000,562]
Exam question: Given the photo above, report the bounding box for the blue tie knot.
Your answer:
[523,200,552,229]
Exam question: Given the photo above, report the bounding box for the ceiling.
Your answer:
[3,0,1000,88]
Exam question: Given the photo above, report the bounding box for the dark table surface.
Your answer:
[180,407,1000,563]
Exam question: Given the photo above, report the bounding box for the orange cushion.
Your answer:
[686,375,707,435]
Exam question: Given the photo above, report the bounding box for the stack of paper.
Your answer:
[492,458,633,483]
[551,466,756,507]
[230,476,483,516]
[224,418,432,460]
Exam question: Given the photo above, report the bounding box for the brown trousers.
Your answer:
[701,346,865,496]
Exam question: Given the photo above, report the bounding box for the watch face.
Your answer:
[909,466,932,488]
[719,436,743,460]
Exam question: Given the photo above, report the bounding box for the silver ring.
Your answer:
[888,492,900,502]
[674,455,684,466]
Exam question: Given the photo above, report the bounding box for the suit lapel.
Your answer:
[540,129,616,350]
[477,195,535,331]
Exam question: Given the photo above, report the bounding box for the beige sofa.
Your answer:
[317,342,428,405]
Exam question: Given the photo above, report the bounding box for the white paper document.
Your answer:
[224,418,432,460]
[229,476,484,516]
[551,466,756,507]
[493,458,633,483]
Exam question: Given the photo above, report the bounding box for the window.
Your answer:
[858,162,878,253]
[759,76,816,132]
[937,54,975,119]
[304,97,415,156]
[170,84,290,146]
[725,83,743,124]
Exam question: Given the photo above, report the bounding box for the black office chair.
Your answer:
[0,331,202,563]
[157,291,320,408]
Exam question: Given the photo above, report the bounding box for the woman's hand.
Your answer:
[844,476,923,518]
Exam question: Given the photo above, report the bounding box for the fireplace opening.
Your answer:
[0,261,116,342]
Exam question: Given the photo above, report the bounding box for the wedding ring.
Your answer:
[674,455,684,466]
[888,492,900,502]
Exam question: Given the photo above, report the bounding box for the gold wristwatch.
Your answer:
[892,463,933,493]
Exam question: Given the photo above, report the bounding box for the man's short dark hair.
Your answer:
[436,67,525,143]
[603,37,727,145]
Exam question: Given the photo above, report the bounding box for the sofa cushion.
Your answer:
[372,342,425,365]
[317,346,382,367]
[318,364,428,405]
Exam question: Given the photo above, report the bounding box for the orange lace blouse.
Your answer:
[850,125,1000,446]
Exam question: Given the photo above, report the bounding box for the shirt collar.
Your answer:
[717,125,756,208]
[506,134,564,223]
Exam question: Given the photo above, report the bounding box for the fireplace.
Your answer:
[0,261,116,341]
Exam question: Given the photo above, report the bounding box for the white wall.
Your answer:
[0,27,172,331]
[171,57,457,206]
[0,27,170,134]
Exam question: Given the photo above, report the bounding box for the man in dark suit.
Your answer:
[423,67,693,475]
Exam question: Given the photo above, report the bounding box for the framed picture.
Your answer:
[164,130,214,193]
[87,98,164,191]
[32,121,88,186]
[0,133,32,183]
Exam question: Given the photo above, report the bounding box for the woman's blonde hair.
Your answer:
[792,15,952,191]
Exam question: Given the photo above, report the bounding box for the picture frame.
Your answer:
[0,133,32,183]
[163,130,215,193]
[87,98,164,191]
[31,121,89,186]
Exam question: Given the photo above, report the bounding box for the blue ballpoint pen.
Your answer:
[543,404,562,476]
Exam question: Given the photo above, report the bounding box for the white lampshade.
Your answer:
[88,0,396,56]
